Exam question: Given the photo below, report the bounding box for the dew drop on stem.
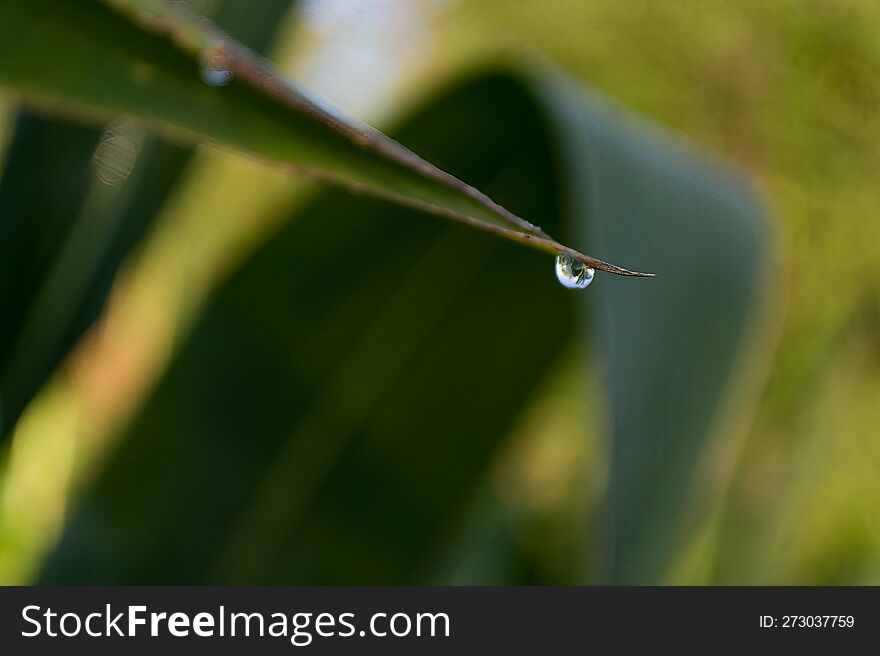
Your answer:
[555,253,595,289]
[200,49,232,87]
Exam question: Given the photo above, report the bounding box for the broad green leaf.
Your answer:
[41,67,767,585]
[535,78,768,583]
[0,0,295,441]
[0,0,649,278]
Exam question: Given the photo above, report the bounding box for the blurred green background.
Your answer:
[1,0,878,585]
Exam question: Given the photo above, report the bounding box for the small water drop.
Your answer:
[93,125,140,186]
[555,253,595,289]
[200,50,232,87]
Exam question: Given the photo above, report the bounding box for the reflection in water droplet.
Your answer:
[200,50,232,87]
[555,253,595,289]
[93,126,139,186]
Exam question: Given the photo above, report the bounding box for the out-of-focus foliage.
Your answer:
[0,0,294,440]
[37,71,763,584]
[2,0,877,587]
[434,0,880,584]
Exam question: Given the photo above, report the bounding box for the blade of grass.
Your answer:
[0,0,650,277]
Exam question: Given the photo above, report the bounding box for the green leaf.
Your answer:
[40,67,767,584]
[0,0,295,441]
[0,115,101,440]
[535,77,768,583]
[0,0,649,278]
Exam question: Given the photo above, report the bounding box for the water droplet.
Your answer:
[93,125,140,186]
[200,49,232,87]
[555,253,595,289]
